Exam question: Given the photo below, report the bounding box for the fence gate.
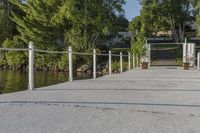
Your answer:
[146,41,196,67]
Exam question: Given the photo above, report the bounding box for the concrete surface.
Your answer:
[151,59,178,66]
[1,67,200,133]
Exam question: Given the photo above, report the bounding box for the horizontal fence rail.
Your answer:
[0,48,29,51]
[0,42,139,91]
[1,41,200,91]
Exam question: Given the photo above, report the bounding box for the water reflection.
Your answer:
[0,70,92,94]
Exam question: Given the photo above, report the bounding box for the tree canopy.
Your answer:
[0,0,127,70]
[10,0,126,51]
[129,0,197,42]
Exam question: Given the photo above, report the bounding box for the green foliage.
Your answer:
[128,16,142,35]
[58,54,68,71]
[131,34,146,57]
[62,0,126,51]
[196,1,200,36]
[0,0,126,70]
[112,61,120,72]
[10,0,67,49]
[0,9,7,44]
[82,48,95,66]
[2,36,27,69]
[136,0,196,42]
[0,50,7,66]
[0,0,20,44]
[114,14,129,32]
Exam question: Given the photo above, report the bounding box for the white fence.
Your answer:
[0,42,136,91]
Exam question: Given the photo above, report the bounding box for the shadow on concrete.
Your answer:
[1,101,200,108]
[36,88,200,92]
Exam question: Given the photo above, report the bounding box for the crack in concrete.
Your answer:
[3,102,200,119]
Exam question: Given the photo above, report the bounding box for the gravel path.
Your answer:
[1,67,200,133]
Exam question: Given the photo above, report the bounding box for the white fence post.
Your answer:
[136,55,139,67]
[93,49,96,79]
[198,52,200,70]
[183,38,187,63]
[148,44,151,67]
[133,54,135,69]
[109,50,112,75]
[120,52,123,73]
[68,46,73,81]
[128,52,131,70]
[29,42,34,90]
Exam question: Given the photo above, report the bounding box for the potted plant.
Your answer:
[183,62,189,70]
[131,35,148,69]
[141,56,149,69]
[183,56,190,70]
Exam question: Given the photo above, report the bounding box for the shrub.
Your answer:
[2,36,27,70]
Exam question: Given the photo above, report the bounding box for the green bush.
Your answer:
[2,36,27,69]
[112,61,120,72]
[58,54,68,71]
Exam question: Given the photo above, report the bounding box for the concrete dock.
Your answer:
[1,67,200,133]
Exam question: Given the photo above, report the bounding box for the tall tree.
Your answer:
[4,0,125,70]
[137,0,195,42]
[11,0,125,51]
[128,16,142,35]
[0,0,11,44]
[0,0,21,44]
[60,0,126,51]
[10,0,68,49]
[196,1,200,36]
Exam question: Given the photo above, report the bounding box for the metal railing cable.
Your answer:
[0,43,135,91]
[73,51,93,56]
[0,47,29,51]
[34,49,68,54]
[96,53,109,56]
[0,47,130,57]
[111,54,120,57]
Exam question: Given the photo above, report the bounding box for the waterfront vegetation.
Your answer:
[1,0,200,93]
[0,0,128,71]
[1,0,200,71]
[0,70,93,94]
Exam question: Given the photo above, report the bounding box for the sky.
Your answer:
[123,0,141,21]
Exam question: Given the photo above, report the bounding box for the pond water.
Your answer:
[0,70,92,94]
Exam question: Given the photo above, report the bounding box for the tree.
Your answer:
[11,0,126,51]
[10,0,68,49]
[61,0,126,51]
[3,0,126,70]
[0,0,21,44]
[196,1,200,36]
[2,36,27,69]
[128,16,142,35]
[114,14,129,32]
[137,0,195,42]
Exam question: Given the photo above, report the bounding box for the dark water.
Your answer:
[0,70,92,94]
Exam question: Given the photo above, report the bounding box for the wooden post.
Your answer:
[68,46,73,81]
[148,44,151,67]
[197,52,200,70]
[133,54,135,69]
[128,52,131,70]
[29,42,34,90]
[109,50,112,75]
[183,38,187,63]
[120,52,123,73]
[93,49,96,79]
[136,55,139,67]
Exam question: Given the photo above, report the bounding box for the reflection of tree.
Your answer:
[3,70,27,93]
[0,70,92,94]
[34,71,68,88]
[0,70,7,94]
